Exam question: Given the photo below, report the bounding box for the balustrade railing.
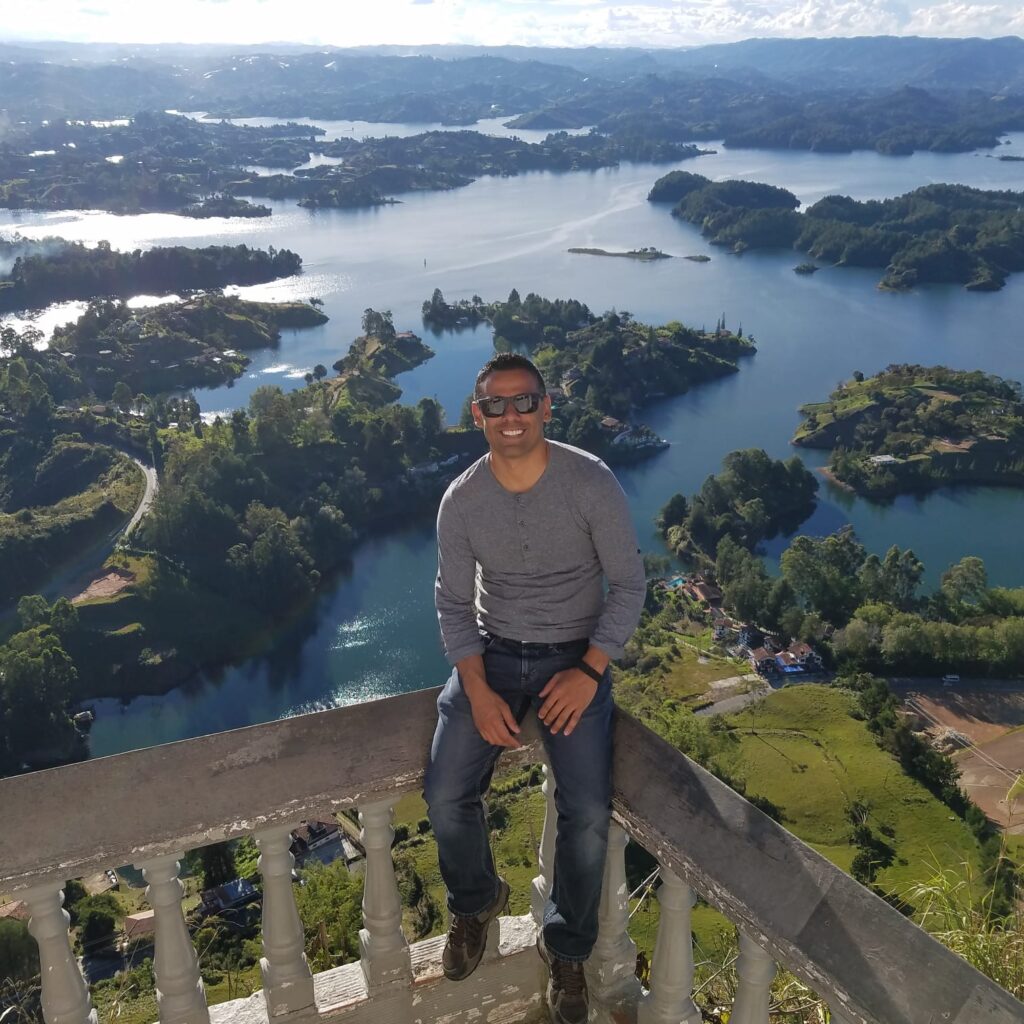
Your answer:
[2,687,1021,1024]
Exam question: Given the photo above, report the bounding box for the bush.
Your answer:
[0,918,39,982]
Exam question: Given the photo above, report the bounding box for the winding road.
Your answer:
[39,453,159,604]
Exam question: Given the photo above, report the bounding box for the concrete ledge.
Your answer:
[2,689,1021,1024]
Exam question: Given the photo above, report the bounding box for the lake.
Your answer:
[2,126,1023,756]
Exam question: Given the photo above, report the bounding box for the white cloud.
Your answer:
[1,0,1022,47]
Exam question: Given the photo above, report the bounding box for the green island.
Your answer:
[794,262,819,274]
[180,195,272,219]
[649,170,1024,291]
[423,289,754,461]
[567,247,671,260]
[0,238,302,312]
[50,294,328,397]
[794,364,1024,497]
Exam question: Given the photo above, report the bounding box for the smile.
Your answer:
[500,428,526,437]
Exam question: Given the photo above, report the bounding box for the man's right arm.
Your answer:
[436,490,520,748]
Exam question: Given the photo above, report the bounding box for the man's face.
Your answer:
[472,368,551,459]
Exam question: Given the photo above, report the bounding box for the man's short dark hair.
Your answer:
[474,353,546,398]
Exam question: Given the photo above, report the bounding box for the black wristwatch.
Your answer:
[575,660,604,684]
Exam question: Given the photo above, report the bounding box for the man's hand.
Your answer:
[466,684,522,748]
[538,668,599,736]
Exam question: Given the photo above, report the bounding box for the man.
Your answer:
[424,352,645,1024]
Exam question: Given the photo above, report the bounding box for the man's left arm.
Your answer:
[539,465,645,735]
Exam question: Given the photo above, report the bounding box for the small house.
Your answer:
[748,647,776,674]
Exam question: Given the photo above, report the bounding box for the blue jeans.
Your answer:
[424,634,613,963]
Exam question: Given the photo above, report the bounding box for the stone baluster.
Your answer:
[358,800,412,992]
[638,865,700,1024]
[588,823,639,1003]
[138,854,209,1024]
[22,880,98,1024]
[729,930,777,1024]
[255,825,315,1018]
[530,762,558,930]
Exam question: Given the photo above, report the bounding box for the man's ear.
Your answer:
[542,394,553,422]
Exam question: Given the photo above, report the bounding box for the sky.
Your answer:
[2,0,1023,49]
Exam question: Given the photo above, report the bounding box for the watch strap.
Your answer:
[575,660,605,684]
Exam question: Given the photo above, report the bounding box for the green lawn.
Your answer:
[720,686,983,892]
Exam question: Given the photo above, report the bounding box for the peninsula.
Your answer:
[423,289,754,461]
[649,171,1024,292]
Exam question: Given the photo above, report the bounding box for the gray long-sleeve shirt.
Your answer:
[435,440,646,665]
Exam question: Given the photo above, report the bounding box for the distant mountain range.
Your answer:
[2,35,1022,93]
[1,36,1023,153]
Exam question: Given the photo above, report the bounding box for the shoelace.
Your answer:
[449,913,486,949]
[551,958,586,999]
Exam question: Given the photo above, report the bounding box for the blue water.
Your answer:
[2,129,1023,756]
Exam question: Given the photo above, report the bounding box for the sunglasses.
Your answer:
[474,391,544,418]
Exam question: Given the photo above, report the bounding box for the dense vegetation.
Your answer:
[650,172,1024,292]
[0,110,707,217]
[794,365,1024,496]
[0,240,302,312]
[48,294,327,398]
[0,111,325,214]
[0,309,468,770]
[657,448,818,563]
[235,129,709,210]
[426,288,754,459]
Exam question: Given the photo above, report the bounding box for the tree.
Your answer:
[781,527,867,622]
[361,308,395,340]
[656,493,689,532]
[76,894,119,952]
[16,595,50,632]
[111,380,133,414]
[198,842,237,889]
[941,556,988,607]
[417,397,444,441]
[0,919,39,982]
[294,860,363,972]
[313,364,328,382]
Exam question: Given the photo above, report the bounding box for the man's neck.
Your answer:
[489,440,550,494]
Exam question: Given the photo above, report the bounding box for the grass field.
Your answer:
[719,686,983,893]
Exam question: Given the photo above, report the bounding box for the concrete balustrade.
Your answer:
[589,823,640,1005]
[21,881,98,1024]
[637,865,700,1024]
[356,800,412,993]
[255,825,315,1018]
[529,761,557,930]
[138,855,210,1024]
[2,689,1022,1024]
[729,930,777,1024]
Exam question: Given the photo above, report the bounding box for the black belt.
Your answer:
[484,632,588,654]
